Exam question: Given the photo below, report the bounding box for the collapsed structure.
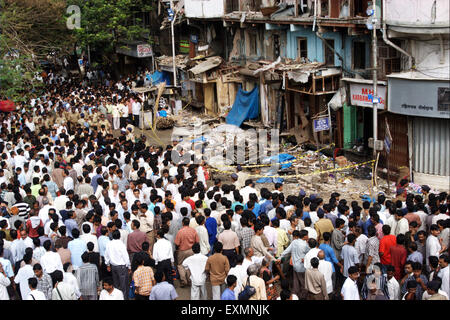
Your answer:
[119,0,449,191]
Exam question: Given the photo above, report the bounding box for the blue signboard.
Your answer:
[190,35,198,44]
[313,117,330,132]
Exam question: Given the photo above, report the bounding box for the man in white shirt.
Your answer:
[104,230,131,299]
[195,216,210,256]
[438,254,449,298]
[227,255,247,299]
[317,250,333,295]
[153,229,175,285]
[80,224,99,252]
[386,265,400,300]
[63,170,74,192]
[426,225,445,270]
[354,226,368,264]
[304,238,320,270]
[26,277,47,300]
[240,180,259,204]
[14,253,35,300]
[182,243,208,300]
[341,266,360,300]
[99,277,124,300]
[40,240,63,275]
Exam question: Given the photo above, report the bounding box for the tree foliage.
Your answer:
[0,0,72,102]
[67,0,156,62]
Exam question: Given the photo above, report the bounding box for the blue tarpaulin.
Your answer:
[226,86,259,127]
[264,153,296,169]
[255,153,296,184]
[256,177,284,184]
[146,71,171,86]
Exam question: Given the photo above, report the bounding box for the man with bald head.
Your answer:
[318,250,334,296]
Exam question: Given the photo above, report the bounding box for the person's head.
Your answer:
[439,254,449,269]
[310,257,319,269]
[72,228,80,239]
[103,277,115,292]
[430,224,440,237]
[406,280,417,294]
[386,265,395,280]
[348,266,359,281]
[404,260,413,274]
[426,280,441,296]
[52,270,64,286]
[28,277,38,290]
[213,241,223,253]
[154,270,165,283]
[226,274,237,289]
[192,242,201,254]
[367,225,376,238]
[33,263,43,278]
[323,232,331,243]
[244,247,253,258]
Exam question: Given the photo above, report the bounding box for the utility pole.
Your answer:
[372,3,378,158]
[170,0,177,87]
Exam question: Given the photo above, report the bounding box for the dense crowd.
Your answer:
[0,71,448,301]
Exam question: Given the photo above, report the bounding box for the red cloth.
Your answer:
[390,244,407,280]
[186,199,196,211]
[0,100,15,112]
[379,234,397,265]
[26,219,43,238]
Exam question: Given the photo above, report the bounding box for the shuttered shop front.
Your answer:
[413,117,450,176]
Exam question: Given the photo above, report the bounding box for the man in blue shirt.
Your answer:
[67,228,87,270]
[64,211,78,238]
[221,275,237,300]
[149,270,178,300]
[318,232,343,274]
[205,208,217,255]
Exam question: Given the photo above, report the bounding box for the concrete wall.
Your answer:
[185,0,225,18]
[384,0,450,26]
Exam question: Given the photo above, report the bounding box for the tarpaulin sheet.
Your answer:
[263,153,296,169]
[226,86,259,127]
[256,177,284,184]
[147,71,171,86]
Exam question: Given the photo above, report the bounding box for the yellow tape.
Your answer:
[209,159,375,179]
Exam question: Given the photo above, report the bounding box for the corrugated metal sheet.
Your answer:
[413,117,450,176]
[378,113,409,172]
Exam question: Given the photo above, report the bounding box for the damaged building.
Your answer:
[148,0,449,190]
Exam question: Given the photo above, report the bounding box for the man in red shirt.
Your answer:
[174,217,200,287]
[379,225,396,272]
[26,210,43,239]
[390,233,407,280]
[404,203,422,229]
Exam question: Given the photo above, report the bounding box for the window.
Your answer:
[353,41,366,69]
[249,33,258,56]
[324,39,335,66]
[273,34,280,58]
[438,87,450,112]
[296,37,308,59]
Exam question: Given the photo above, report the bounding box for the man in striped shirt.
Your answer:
[11,194,30,220]
[75,252,100,300]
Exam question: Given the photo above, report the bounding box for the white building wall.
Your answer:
[384,0,449,26]
[185,0,224,18]
[400,38,450,80]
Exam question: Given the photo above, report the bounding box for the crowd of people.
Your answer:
[0,71,448,301]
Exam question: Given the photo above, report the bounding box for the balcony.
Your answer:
[223,0,370,27]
